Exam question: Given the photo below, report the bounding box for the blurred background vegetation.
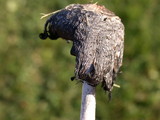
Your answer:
[0,0,160,120]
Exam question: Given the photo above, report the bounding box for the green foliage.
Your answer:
[0,0,160,120]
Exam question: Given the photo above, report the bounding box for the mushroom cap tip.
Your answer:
[39,33,48,40]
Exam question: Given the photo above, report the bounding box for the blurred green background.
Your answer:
[0,0,160,120]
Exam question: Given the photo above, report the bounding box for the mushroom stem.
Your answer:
[80,81,96,120]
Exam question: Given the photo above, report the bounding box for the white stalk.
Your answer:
[80,81,96,120]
